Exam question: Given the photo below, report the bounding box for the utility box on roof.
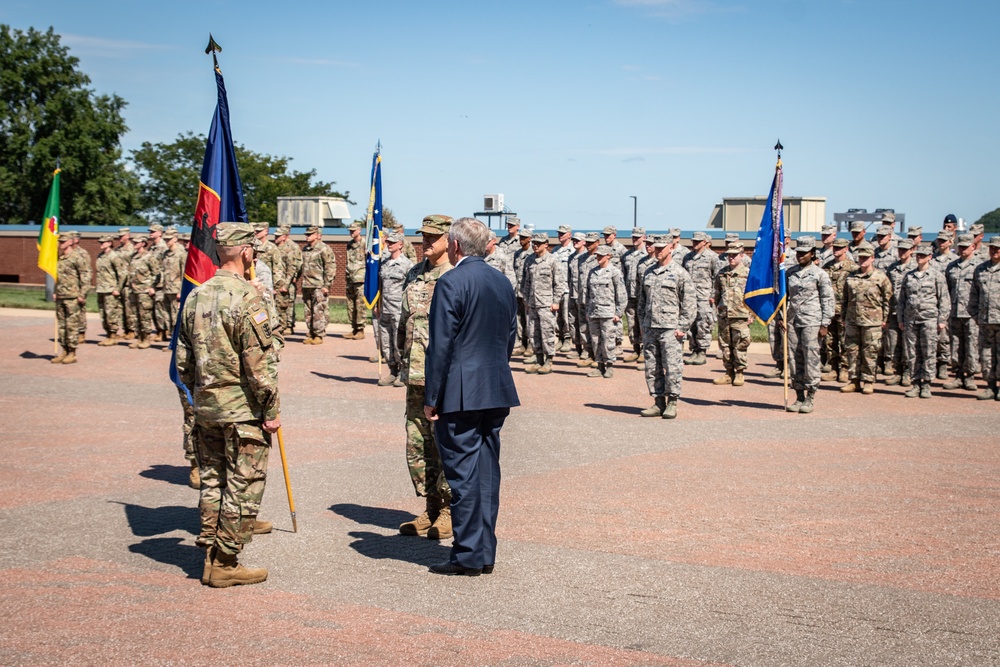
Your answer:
[277,196,353,228]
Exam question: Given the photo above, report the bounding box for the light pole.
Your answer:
[629,196,637,228]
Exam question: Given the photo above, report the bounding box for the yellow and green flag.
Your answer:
[36,168,61,279]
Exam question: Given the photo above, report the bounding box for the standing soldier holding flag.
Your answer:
[52,233,91,364]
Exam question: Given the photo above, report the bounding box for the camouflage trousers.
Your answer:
[903,321,939,385]
[882,316,903,375]
[768,318,785,369]
[950,317,980,377]
[377,309,403,376]
[788,324,822,391]
[568,298,581,349]
[937,319,951,370]
[588,317,618,365]
[194,421,270,556]
[718,317,750,373]
[625,298,641,354]
[98,293,122,337]
[557,293,572,342]
[75,296,88,336]
[275,285,296,332]
[154,289,169,335]
[301,287,328,338]
[528,305,558,356]
[825,315,847,372]
[643,327,683,398]
[576,299,592,357]
[844,323,883,384]
[177,386,196,464]
[404,385,451,502]
[979,323,1000,383]
[163,293,180,336]
[56,298,82,350]
[122,287,137,334]
[130,291,157,340]
[516,297,528,348]
[346,281,366,334]
[688,306,715,354]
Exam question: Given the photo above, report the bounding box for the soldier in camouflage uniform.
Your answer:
[713,243,751,386]
[176,222,280,588]
[840,242,892,394]
[147,224,171,340]
[638,237,695,419]
[621,228,647,363]
[968,236,1000,400]
[161,229,187,336]
[873,226,896,272]
[943,234,981,391]
[969,223,989,264]
[275,225,302,335]
[784,237,834,413]
[376,232,414,386]
[932,230,957,380]
[95,234,127,346]
[682,231,720,365]
[397,215,453,539]
[52,234,91,364]
[883,239,916,386]
[127,235,161,350]
[898,243,951,398]
[497,216,521,259]
[484,229,516,288]
[818,225,838,267]
[821,238,857,382]
[63,231,92,343]
[523,233,566,374]
[603,226,628,351]
[574,233,601,367]
[511,228,533,355]
[299,226,337,344]
[345,221,368,338]
[585,244,626,378]
[252,223,285,325]
[565,232,588,359]
[552,225,576,353]
[847,220,868,258]
[115,228,137,339]
[392,223,418,263]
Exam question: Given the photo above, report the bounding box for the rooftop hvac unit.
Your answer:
[483,194,504,213]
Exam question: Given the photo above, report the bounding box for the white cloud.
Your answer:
[61,34,172,57]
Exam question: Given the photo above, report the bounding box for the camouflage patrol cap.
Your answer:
[557,225,572,234]
[907,226,923,238]
[896,238,914,250]
[936,230,953,242]
[669,228,681,238]
[518,229,533,239]
[725,242,745,255]
[989,235,1000,249]
[132,234,149,245]
[506,217,520,227]
[584,232,600,243]
[180,233,190,242]
[833,238,850,248]
[117,227,131,236]
[652,236,671,249]
[595,245,613,257]
[305,225,322,235]
[795,236,817,252]
[98,234,114,243]
[276,225,291,236]
[875,226,892,237]
[251,222,269,232]
[62,230,79,240]
[725,233,740,242]
[956,233,974,247]
[603,225,617,235]
[216,222,256,247]
[385,231,404,244]
[970,223,985,235]
[849,221,865,232]
[531,233,550,244]
[880,211,896,224]
[419,214,453,235]
[692,231,710,243]
[148,224,164,233]
[915,243,934,256]
[631,227,646,237]
[572,232,586,242]
[348,221,362,231]
[855,242,875,257]
[821,225,837,235]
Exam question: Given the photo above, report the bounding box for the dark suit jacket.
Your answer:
[424,256,520,414]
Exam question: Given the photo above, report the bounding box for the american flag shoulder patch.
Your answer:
[253,310,268,324]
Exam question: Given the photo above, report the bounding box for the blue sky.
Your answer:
[3,1,998,232]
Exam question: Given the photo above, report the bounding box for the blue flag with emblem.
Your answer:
[363,145,383,309]
[744,158,786,325]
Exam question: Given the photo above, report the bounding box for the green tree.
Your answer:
[131,132,350,225]
[974,207,1000,233]
[0,25,139,225]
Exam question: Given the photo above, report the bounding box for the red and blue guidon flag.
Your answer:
[169,61,247,398]
[362,146,383,309]
[744,158,786,325]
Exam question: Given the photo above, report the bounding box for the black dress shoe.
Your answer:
[429,561,482,576]
[482,565,494,575]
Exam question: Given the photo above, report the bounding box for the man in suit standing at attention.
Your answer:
[423,217,520,576]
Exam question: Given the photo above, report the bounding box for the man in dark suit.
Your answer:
[424,217,520,576]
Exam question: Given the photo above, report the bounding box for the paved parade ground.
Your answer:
[1,307,998,666]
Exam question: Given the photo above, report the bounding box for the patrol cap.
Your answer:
[795,236,817,252]
[821,225,837,235]
[725,233,740,242]
[652,236,671,249]
[970,223,985,235]
[506,217,520,227]
[132,234,149,245]
[849,220,866,233]
[584,232,600,243]
[907,226,923,238]
[855,241,875,257]
[216,222,256,247]
[956,233,974,247]
[276,225,291,236]
[669,228,681,238]
[418,214,453,235]
[936,230,953,242]
[63,230,79,240]
[880,211,896,224]
[117,227,131,236]
[251,222,269,232]
[875,226,892,237]
[572,232,587,242]
[386,231,404,244]
[305,225,322,235]
[915,243,934,255]
[163,228,178,239]
[180,233,190,242]
[725,242,745,255]
[148,224,164,233]
[518,228,533,239]
[832,238,850,248]
[603,225,617,235]
[631,227,645,237]
[692,231,710,243]
[346,221,361,231]
[531,233,550,244]
[595,245,612,257]
[896,238,914,250]
[989,235,1000,249]
[557,225,572,234]
[98,234,114,243]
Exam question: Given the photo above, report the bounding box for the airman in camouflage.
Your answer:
[176,222,280,587]
[883,239,916,386]
[299,226,336,344]
[682,230,720,365]
[943,234,981,391]
[818,225,838,266]
[603,226,629,351]
[376,231,414,386]
[95,234,127,345]
[621,228,647,363]
[898,243,950,398]
[161,229,187,335]
[148,224,171,340]
[552,225,576,353]
[638,236,695,419]
[252,223,285,309]
[873,226,896,272]
[841,242,892,394]
[968,235,1000,400]
[523,233,566,374]
[585,244,626,378]
[52,234,91,364]
[847,220,868,257]
[275,225,303,334]
[497,216,521,259]
[397,215,453,539]
[511,228,533,355]
[932,230,957,379]
[821,238,857,383]
[127,235,161,349]
[573,233,601,366]
[62,231,91,343]
[344,221,368,338]
[785,237,834,413]
[564,232,589,359]
[713,243,751,386]
[969,223,989,264]
[115,228,137,338]
[484,229,516,288]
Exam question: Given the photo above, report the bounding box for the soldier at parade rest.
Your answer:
[967,235,1000,400]
[712,242,751,387]
[376,231,415,387]
[299,225,337,344]
[840,242,892,395]
[943,234,981,391]
[523,233,566,375]
[344,221,368,339]
[585,244,626,379]
[784,236,834,413]
[95,234,127,346]
[51,233,91,364]
[897,243,950,399]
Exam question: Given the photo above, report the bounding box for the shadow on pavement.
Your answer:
[338,355,373,362]
[329,503,413,529]
[346,530,450,566]
[680,396,721,407]
[139,464,191,486]
[115,502,199,537]
[720,398,783,411]
[129,537,202,579]
[20,350,56,361]
[310,371,378,385]
[585,402,644,416]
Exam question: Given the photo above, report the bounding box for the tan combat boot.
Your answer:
[840,381,858,393]
[732,372,745,387]
[98,336,116,347]
[61,351,77,364]
[354,330,365,340]
[188,463,201,490]
[426,504,452,540]
[313,336,324,345]
[536,356,552,374]
[206,549,268,588]
[252,519,273,534]
[78,333,86,344]
[136,337,151,349]
[861,382,874,395]
[201,547,213,585]
[662,397,678,419]
[50,348,68,364]
[836,369,849,383]
[400,497,439,536]
[123,331,136,340]
[640,396,666,417]
[712,373,733,385]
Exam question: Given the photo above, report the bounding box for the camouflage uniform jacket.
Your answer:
[95,248,127,294]
[258,239,286,291]
[300,241,336,288]
[622,247,645,301]
[117,242,136,263]
[56,249,92,300]
[842,268,892,327]
[497,235,520,259]
[898,268,950,327]
[633,253,658,301]
[513,247,531,299]
[586,264,626,319]
[945,256,977,319]
[176,269,280,425]
[973,245,990,265]
[402,238,417,262]
[379,254,415,315]
[397,259,452,386]
[278,239,303,284]
[885,259,914,319]
[346,238,366,284]
[824,258,859,317]
[567,250,586,299]
[151,239,168,262]
[161,246,187,294]
[607,240,627,270]
[873,246,895,272]
[577,253,599,303]
[968,259,1000,325]
[638,262,695,331]
[786,262,834,328]
[524,252,566,309]
[682,248,721,308]
[551,244,575,295]
[713,263,751,319]
[484,250,516,289]
[932,250,956,274]
[128,251,161,293]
